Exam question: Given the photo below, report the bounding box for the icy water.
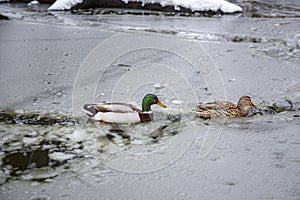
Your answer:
[0,1,300,199]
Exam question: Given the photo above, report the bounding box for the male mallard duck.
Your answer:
[194,96,257,119]
[81,94,167,123]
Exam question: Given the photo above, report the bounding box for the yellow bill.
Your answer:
[157,100,167,108]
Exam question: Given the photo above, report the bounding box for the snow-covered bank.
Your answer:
[48,0,242,14]
[49,0,82,10]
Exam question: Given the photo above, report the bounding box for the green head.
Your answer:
[142,94,167,112]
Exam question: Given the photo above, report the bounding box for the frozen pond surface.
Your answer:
[0,1,300,199]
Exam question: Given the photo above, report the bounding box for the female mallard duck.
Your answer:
[194,96,257,119]
[81,94,167,123]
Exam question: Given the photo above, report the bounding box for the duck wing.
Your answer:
[95,103,142,113]
[82,103,142,123]
[194,101,238,119]
[197,101,237,111]
[82,103,141,117]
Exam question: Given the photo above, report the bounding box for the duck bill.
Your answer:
[157,100,167,108]
[250,102,257,108]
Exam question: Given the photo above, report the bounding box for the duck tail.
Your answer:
[81,104,99,117]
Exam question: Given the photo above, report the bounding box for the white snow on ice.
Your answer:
[28,0,39,6]
[48,0,242,13]
[49,0,83,10]
[48,152,76,162]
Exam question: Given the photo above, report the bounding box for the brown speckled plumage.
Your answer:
[194,96,256,119]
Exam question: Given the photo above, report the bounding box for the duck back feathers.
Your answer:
[194,96,256,119]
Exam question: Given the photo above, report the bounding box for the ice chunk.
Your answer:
[49,152,76,162]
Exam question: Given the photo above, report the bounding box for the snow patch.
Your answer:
[49,152,76,162]
[49,0,83,10]
[28,0,39,6]
[48,0,242,13]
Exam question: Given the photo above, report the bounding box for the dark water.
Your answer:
[2,149,50,176]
